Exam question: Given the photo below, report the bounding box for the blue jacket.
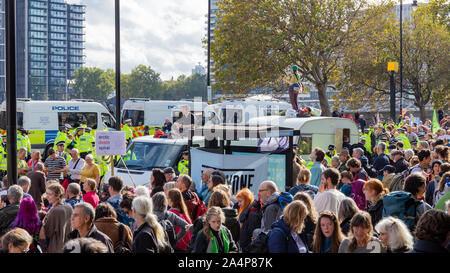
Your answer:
[289,184,318,200]
[268,217,310,253]
[310,162,326,187]
[198,184,209,201]
[373,154,390,173]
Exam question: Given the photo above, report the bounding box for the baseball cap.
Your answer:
[381,165,395,173]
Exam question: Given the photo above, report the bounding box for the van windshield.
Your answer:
[123,110,144,126]
[116,142,184,170]
[0,111,24,129]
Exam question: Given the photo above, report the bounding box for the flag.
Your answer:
[402,109,407,117]
[432,110,440,134]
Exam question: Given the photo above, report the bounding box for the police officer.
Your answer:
[325,145,337,166]
[122,119,134,144]
[54,124,72,150]
[395,127,412,150]
[75,126,94,159]
[56,141,72,163]
[178,150,189,175]
[16,128,27,152]
[0,134,7,179]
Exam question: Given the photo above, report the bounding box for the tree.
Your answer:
[127,65,162,99]
[335,1,450,120]
[72,67,114,100]
[211,0,369,116]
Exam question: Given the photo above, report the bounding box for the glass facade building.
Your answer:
[0,0,85,102]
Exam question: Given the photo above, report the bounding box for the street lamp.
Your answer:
[207,0,212,104]
[399,0,403,122]
[388,62,399,122]
[115,0,121,131]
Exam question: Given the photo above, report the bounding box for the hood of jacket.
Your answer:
[222,207,238,219]
[262,192,280,210]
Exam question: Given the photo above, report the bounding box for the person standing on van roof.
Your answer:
[283,65,302,112]
[163,118,172,134]
[122,119,134,143]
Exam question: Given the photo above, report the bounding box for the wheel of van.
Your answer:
[43,143,54,159]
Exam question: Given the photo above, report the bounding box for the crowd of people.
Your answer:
[0,112,449,254]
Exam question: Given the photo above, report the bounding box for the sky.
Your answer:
[76,0,208,80]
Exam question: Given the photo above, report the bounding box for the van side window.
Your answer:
[101,113,116,129]
[298,135,312,155]
[58,112,98,129]
[122,110,144,126]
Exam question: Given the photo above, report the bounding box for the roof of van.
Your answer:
[131,135,205,145]
[249,116,358,129]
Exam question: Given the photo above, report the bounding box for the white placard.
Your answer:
[95,131,127,156]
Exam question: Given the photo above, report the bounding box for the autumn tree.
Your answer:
[335,0,450,120]
[72,67,114,100]
[211,0,371,116]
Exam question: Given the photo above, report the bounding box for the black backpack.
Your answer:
[247,228,286,253]
[158,216,177,250]
[114,224,132,253]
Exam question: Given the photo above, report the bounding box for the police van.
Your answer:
[0,99,116,154]
[104,136,205,187]
[214,100,292,125]
[121,99,208,136]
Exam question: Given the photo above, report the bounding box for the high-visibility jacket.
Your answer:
[395,133,411,149]
[178,159,189,175]
[25,135,31,155]
[361,134,372,154]
[0,145,7,171]
[122,124,133,141]
[17,133,27,151]
[95,155,109,177]
[76,133,94,153]
[53,131,68,149]
[306,161,314,170]
[59,152,72,164]
[325,151,337,165]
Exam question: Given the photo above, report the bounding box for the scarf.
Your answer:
[209,228,229,254]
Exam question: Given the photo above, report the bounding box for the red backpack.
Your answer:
[184,192,207,221]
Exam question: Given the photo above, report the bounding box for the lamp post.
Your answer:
[5,0,18,185]
[115,0,121,131]
[388,62,399,122]
[207,0,212,104]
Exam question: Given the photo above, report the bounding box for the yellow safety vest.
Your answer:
[0,145,7,171]
[178,159,189,175]
[122,124,133,140]
[395,134,411,149]
[17,133,27,150]
[53,131,68,149]
[76,133,94,153]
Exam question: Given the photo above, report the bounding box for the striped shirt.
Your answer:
[44,156,67,181]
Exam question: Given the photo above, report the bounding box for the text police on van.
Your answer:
[52,106,80,111]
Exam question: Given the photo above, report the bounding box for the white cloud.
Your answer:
[81,0,208,80]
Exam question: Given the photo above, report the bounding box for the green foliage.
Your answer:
[335,0,450,120]
[72,65,206,101]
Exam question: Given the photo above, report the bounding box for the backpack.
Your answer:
[248,227,287,253]
[363,165,378,178]
[114,224,132,253]
[389,167,413,192]
[350,179,367,210]
[382,191,421,231]
[185,192,207,221]
[277,192,294,211]
[158,216,177,250]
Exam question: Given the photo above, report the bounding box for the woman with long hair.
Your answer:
[131,196,172,253]
[27,151,43,172]
[293,192,317,248]
[192,206,238,253]
[311,211,344,253]
[338,197,360,236]
[10,197,41,253]
[167,188,192,252]
[363,179,389,226]
[208,189,240,245]
[236,188,262,253]
[268,201,311,253]
[150,168,166,197]
[338,211,386,253]
[375,216,414,253]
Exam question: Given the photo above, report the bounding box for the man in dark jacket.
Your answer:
[373,143,390,177]
[252,181,282,239]
[176,174,204,222]
[391,150,409,174]
[27,162,46,208]
[239,200,262,253]
[69,203,114,253]
[0,185,23,236]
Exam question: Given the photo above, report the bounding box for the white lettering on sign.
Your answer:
[95,131,126,156]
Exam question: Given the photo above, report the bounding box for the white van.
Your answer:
[0,99,116,153]
[215,100,292,125]
[104,136,205,187]
[121,99,208,134]
[244,116,359,162]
